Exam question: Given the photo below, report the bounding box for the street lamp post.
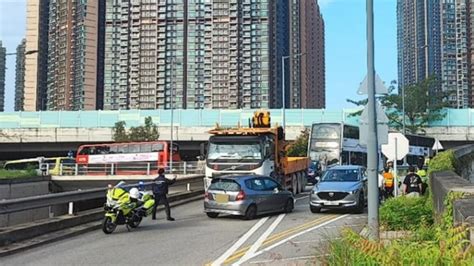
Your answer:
[281,53,305,129]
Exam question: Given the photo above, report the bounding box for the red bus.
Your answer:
[76,141,181,175]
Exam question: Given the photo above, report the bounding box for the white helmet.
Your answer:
[129,188,140,199]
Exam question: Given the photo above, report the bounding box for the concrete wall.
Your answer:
[0,177,51,227]
[0,126,308,143]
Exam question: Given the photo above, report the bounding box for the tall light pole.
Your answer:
[281,53,305,129]
[366,0,379,241]
[169,58,178,174]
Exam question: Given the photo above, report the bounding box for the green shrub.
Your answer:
[0,169,38,179]
[427,150,456,176]
[380,195,433,230]
[326,226,474,266]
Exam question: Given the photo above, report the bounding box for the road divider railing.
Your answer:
[56,161,205,176]
[0,177,205,252]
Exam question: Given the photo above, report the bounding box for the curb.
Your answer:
[0,191,203,257]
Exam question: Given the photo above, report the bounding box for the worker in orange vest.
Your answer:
[382,167,395,199]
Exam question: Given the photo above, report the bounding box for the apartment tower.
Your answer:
[104,0,323,110]
[46,0,104,110]
[289,0,325,108]
[15,39,26,111]
[24,0,50,111]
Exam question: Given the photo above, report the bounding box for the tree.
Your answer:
[112,121,128,142]
[112,117,160,142]
[347,77,448,134]
[287,129,309,157]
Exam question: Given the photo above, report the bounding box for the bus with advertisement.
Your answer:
[76,141,180,175]
[308,122,434,173]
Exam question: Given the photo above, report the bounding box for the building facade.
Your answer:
[46,0,104,110]
[15,39,26,111]
[0,41,5,112]
[103,0,324,110]
[24,0,50,111]
[397,0,473,108]
[290,0,325,108]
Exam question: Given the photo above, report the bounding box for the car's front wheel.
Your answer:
[206,212,219,218]
[284,198,294,213]
[354,193,365,214]
[310,205,321,213]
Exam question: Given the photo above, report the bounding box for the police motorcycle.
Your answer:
[102,182,155,234]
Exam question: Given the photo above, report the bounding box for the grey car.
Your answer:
[204,175,294,220]
[309,165,367,214]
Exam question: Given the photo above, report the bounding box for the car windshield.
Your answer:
[209,179,241,192]
[207,142,262,161]
[321,169,360,182]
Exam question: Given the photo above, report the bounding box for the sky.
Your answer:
[0,0,397,112]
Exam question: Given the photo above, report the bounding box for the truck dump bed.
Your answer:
[282,157,310,175]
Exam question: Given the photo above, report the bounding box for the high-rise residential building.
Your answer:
[289,0,325,108]
[397,0,472,108]
[397,0,434,88]
[46,0,104,111]
[468,0,474,106]
[0,41,5,112]
[15,39,26,111]
[24,0,50,111]
[104,0,324,110]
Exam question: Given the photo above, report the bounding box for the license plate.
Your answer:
[215,194,229,203]
[324,201,339,206]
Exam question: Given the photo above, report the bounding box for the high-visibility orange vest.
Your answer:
[383,172,394,188]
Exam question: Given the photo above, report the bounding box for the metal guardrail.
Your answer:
[55,161,205,176]
[0,177,203,215]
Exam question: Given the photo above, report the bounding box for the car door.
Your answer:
[245,178,273,213]
[263,178,287,211]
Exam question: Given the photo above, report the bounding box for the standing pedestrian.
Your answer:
[382,167,394,199]
[152,168,176,221]
[402,165,423,197]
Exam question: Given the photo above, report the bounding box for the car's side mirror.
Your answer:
[273,187,280,194]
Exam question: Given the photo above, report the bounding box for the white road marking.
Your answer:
[295,195,309,202]
[211,217,269,266]
[248,255,319,264]
[235,214,349,265]
[233,214,286,266]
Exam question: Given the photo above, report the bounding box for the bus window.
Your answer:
[117,145,128,154]
[312,125,339,139]
[78,147,91,155]
[129,144,140,153]
[152,143,164,152]
[343,125,359,139]
[140,144,152,153]
[96,146,110,154]
[109,146,118,154]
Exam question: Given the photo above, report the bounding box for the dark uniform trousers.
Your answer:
[152,193,171,219]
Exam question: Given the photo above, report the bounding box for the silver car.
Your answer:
[309,165,367,214]
[204,175,294,220]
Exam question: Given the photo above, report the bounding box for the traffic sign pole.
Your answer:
[394,138,398,197]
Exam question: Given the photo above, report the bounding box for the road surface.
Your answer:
[2,187,367,265]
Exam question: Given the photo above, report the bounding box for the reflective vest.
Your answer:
[417,169,428,182]
[383,172,394,188]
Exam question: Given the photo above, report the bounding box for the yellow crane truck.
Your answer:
[203,110,310,194]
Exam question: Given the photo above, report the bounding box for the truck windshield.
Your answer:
[208,142,262,162]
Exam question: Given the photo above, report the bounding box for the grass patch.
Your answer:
[0,169,38,179]
[380,195,433,230]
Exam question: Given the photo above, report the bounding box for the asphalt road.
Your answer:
[2,186,367,266]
